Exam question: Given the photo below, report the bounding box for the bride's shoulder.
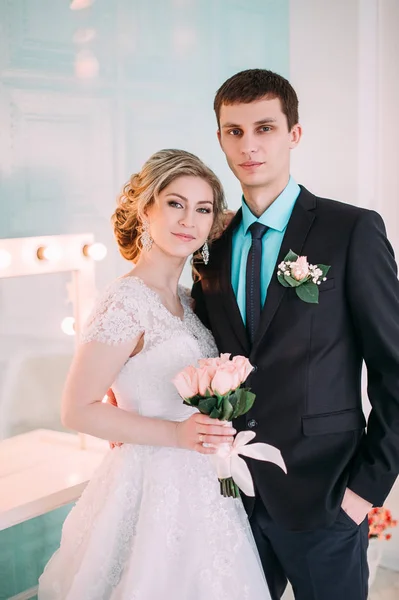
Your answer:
[80,276,147,345]
[101,275,146,301]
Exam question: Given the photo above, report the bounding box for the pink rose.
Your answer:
[291,256,309,281]
[198,357,216,368]
[199,354,231,368]
[197,365,213,396]
[172,365,199,399]
[211,362,241,396]
[217,353,231,365]
[198,357,218,378]
[231,355,254,383]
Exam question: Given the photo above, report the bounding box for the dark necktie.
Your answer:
[246,222,268,343]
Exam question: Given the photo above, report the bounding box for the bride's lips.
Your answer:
[239,161,264,171]
[172,233,196,242]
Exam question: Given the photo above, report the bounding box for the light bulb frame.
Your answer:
[0,233,98,450]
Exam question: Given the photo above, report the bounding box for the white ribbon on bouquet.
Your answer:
[210,430,287,497]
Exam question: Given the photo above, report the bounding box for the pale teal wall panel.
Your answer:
[0,504,73,599]
[0,0,289,244]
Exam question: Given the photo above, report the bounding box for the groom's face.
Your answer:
[217,97,301,191]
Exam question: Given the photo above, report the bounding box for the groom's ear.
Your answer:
[289,123,302,149]
[217,129,222,149]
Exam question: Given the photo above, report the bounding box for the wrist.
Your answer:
[171,421,180,449]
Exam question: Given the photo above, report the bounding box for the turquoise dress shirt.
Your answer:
[231,177,300,325]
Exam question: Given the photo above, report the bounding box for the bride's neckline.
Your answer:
[120,274,187,323]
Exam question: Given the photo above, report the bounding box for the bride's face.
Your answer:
[146,175,214,259]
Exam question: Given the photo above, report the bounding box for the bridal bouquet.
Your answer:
[172,353,286,498]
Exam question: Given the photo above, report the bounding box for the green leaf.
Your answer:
[210,407,222,419]
[241,391,256,414]
[231,388,244,418]
[221,396,234,421]
[277,274,290,287]
[183,394,200,407]
[317,264,331,278]
[296,282,319,304]
[284,249,299,262]
[198,396,217,414]
[233,388,256,418]
[283,273,303,288]
[228,392,238,408]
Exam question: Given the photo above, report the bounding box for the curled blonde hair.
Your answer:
[112,149,227,263]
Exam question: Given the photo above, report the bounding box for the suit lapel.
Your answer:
[251,187,316,355]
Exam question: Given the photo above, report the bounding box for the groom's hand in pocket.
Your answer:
[341,487,372,525]
[176,413,236,455]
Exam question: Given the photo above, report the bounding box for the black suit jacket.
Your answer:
[192,186,399,531]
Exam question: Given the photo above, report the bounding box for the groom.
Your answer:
[192,69,399,599]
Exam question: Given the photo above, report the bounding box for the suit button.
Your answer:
[252,365,258,373]
[247,419,258,429]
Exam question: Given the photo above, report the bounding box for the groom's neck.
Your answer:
[241,175,290,218]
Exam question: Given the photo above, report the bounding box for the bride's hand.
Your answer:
[175,413,236,455]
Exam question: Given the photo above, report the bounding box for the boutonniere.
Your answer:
[277,250,331,304]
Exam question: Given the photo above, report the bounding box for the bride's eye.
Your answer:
[197,207,212,214]
[168,201,183,209]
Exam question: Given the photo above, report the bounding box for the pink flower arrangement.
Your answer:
[172,354,256,497]
[173,354,287,500]
[277,249,330,304]
[173,354,253,403]
[368,507,398,540]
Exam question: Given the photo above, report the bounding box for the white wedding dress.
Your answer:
[38,276,271,600]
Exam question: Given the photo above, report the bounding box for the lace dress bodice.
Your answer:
[81,276,218,421]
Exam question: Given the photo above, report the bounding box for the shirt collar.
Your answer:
[241,176,300,234]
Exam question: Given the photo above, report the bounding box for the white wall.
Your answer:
[377,0,399,254]
[375,0,399,572]
[290,0,399,571]
[289,0,360,205]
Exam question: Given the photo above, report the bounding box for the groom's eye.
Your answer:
[228,129,242,136]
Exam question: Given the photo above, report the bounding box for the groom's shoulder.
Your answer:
[300,185,375,221]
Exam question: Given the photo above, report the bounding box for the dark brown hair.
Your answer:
[214,68,299,131]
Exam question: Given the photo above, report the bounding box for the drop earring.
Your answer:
[201,240,209,265]
[141,219,153,252]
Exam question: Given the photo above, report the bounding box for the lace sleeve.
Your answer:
[80,279,145,346]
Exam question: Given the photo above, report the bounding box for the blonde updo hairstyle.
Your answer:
[112,149,227,263]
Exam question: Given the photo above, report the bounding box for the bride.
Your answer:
[38,149,271,599]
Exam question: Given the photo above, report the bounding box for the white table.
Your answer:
[0,428,108,531]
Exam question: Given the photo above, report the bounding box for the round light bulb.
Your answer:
[37,245,63,261]
[61,317,76,336]
[83,242,107,261]
[75,49,99,79]
[0,249,12,269]
[70,0,95,10]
